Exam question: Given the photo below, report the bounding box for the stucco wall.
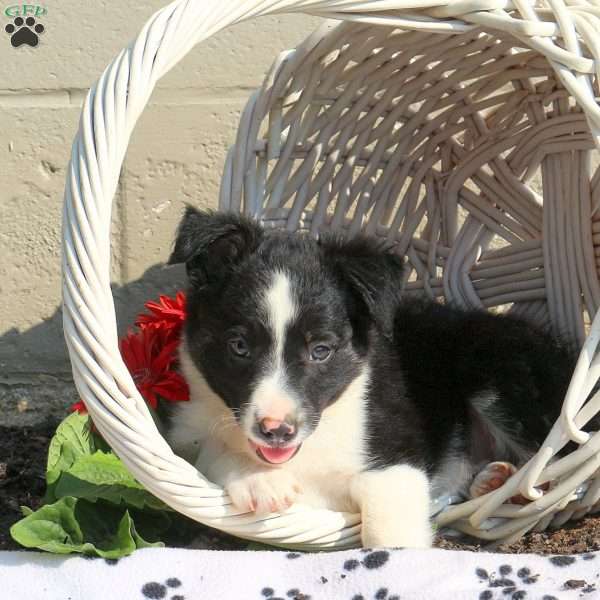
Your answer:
[0,2,321,397]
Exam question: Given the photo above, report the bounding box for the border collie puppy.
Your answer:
[167,208,574,548]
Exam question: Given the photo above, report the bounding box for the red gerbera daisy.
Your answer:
[71,291,189,416]
[120,326,189,409]
[71,400,88,414]
[135,291,186,339]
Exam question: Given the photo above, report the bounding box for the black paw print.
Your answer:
[351,587,400,600]
[561,579,596,594]
[548,555,576,567]
[5,16,44,47]
[261,586,311,600]
[476,564,540,599]
[141,577,184,600]
[343,550,391,574]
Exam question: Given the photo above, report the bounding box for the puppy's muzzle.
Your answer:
[257,418,297,445]
[249,417,302,465]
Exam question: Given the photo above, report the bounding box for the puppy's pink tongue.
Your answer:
[258,445,298,464]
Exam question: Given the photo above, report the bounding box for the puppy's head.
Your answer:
[169,208,404,466]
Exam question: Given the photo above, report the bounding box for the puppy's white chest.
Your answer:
[286,374,369,512]
[288,452,362,512]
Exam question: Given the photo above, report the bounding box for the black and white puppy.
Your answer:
[167,208,574,548]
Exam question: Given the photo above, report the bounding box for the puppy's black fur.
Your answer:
[169,207,575,489]
[367,301,574,472]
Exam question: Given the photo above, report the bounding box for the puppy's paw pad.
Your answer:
[226,470,301,514]
[470,461,517,498]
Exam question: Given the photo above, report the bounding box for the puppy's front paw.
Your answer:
[352,465,433,549]
[226,469,302,514]
[361,515,433,549]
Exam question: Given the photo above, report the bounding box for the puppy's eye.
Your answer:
[228,337,250,358]
[309,343,332,362]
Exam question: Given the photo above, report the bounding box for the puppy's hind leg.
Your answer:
[469,461,517,499]
[351,464,433,548]
[470,461,553,505]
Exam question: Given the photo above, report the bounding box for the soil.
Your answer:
[435,518,600,555]
[0,422,53,551]
[2,420,600,555]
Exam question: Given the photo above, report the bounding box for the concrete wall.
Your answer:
[0,2,321,422]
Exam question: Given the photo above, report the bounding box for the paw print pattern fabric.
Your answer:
[1,547,600,599]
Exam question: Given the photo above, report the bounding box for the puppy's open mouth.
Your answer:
[249,440,302,464]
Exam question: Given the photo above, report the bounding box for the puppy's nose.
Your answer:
[258,418,296,444]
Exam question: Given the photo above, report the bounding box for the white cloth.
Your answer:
[1,547,599,599]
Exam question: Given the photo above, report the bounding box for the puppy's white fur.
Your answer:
[351,465,433,548]
[265,270,296,368]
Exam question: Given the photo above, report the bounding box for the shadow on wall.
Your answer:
[1,262,187,377]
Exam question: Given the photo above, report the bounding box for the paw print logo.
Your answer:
[5,16,45,48]
[141,577,185,600]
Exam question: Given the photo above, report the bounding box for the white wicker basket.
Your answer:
[62,0,600,549]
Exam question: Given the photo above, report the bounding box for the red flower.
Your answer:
[135,292,186,340]
[120,326,189,409]
[71,400,88,414]
[70,291,189,416]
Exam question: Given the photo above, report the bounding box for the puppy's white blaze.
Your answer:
[246,270,300,425]
[264,270,296,371]
[248,371,297,424]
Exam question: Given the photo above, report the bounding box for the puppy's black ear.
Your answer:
[169,207,263,286]
[320,235,405,339]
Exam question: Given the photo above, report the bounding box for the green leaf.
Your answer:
[14,412,172,557]
[11,497,85,555]
[45,413,95,502]
[54,450,168,511]
[73,500,137,556]
[47,413,95,473]
[43,414,167,511]
[10,497,164,558]
[130,523,161,550]
[124,505,170,548]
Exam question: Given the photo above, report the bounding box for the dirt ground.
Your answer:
[0,422,52,551]
[2,420,600,555]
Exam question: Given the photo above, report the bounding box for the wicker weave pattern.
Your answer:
[223,21,599,342]
[63,0,600,547]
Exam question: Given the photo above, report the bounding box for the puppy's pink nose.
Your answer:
[259,418,296,443]
[261,417,286,432]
